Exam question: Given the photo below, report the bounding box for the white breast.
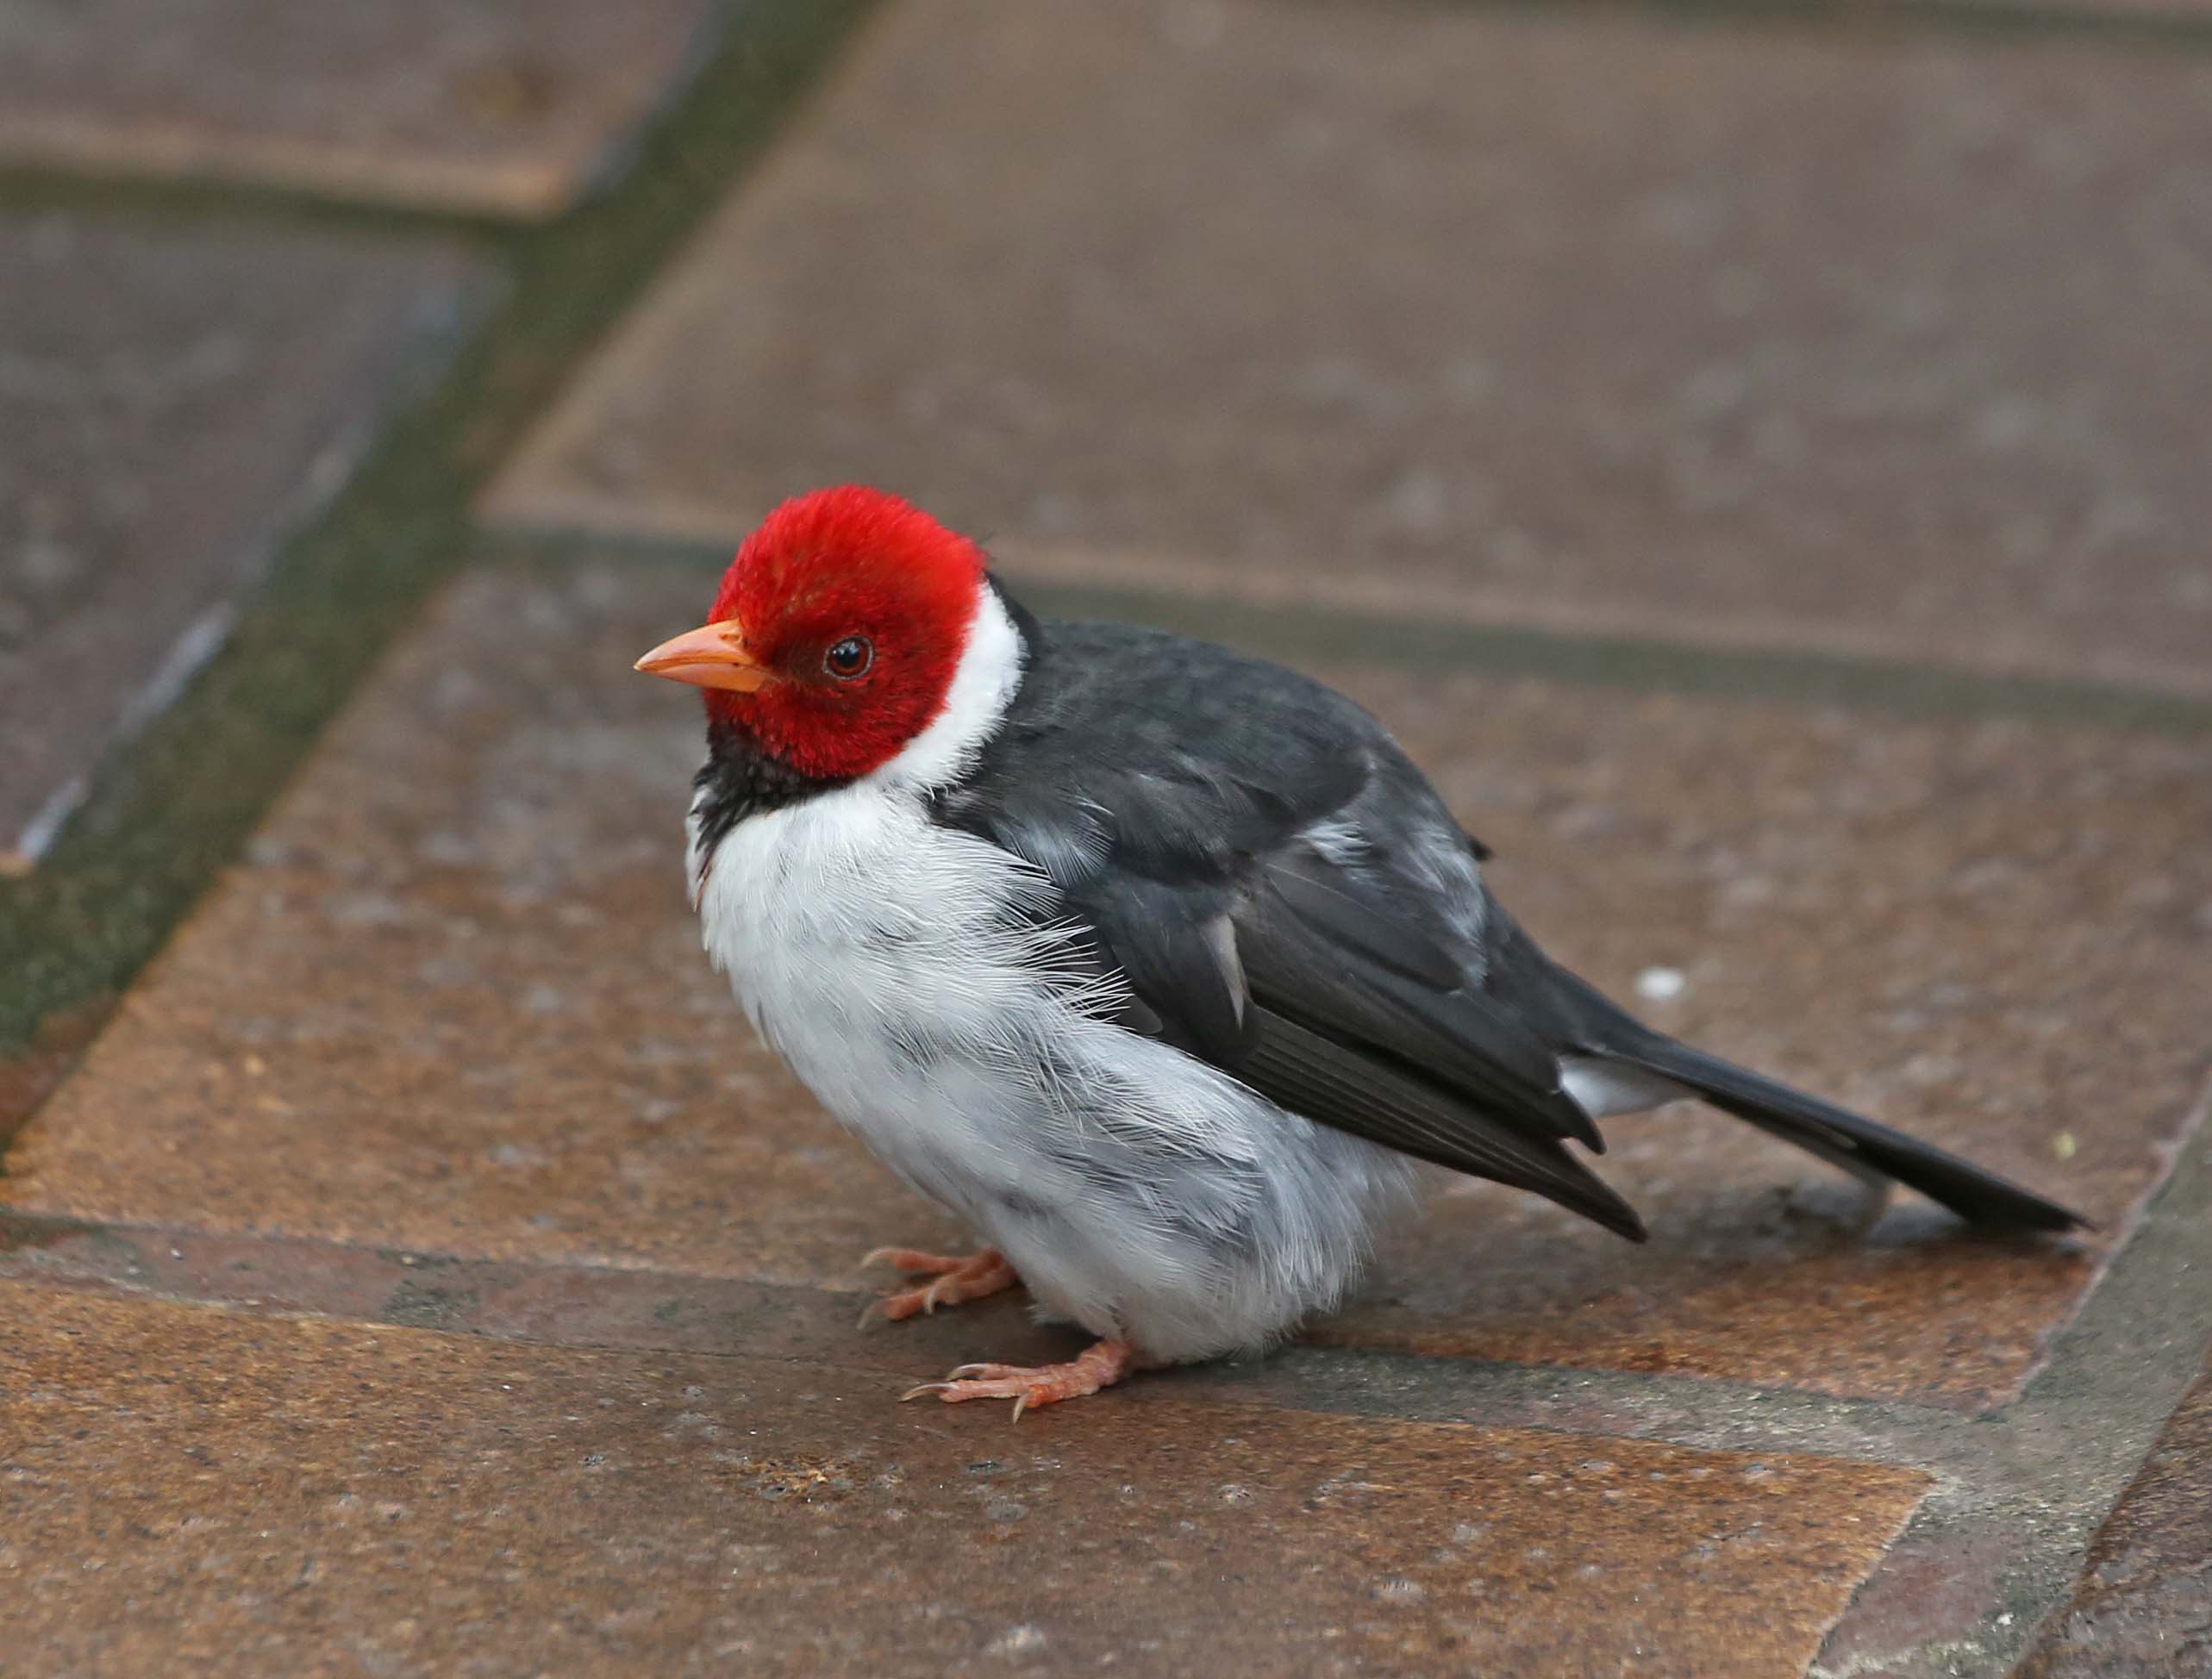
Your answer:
[690,774,1110,1210]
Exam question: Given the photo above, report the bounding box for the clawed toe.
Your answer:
[861,1246,966,1275]
[897,1374,1047,1421]
[897,1339,1136,1420]
[858,1245,1020,1326]
[860,1254,1136,1418]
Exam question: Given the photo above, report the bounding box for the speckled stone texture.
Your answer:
[4,563,2202,1408]
[2015,1347,2212,1678]
[0,210,484,870]
[0,0,725,215]
[486,0,2212,694]
[0,1283,1928,1678]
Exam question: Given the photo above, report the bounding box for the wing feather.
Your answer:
[928,609,1635,1236]
[1240,1008,1645,1239]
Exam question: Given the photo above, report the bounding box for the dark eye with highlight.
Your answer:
[823,635,873,679]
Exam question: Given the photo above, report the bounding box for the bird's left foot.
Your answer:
[859,1245,1020,1326]
[902,1339,1135,1420]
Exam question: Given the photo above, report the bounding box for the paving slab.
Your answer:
[0,1281,1927,1678]
[487,0,2212,695]
[5,561,2205,1410]
[2015,1344,2212,1678]
[0,209,486,871]
[0,0,726,216]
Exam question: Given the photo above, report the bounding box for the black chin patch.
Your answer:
[692,721,851,861]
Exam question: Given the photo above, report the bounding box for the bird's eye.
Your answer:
[823,635,873,679]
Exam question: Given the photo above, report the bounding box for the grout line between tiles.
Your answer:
[0,1206,2086,1480]
[1810,1078,2212,1677]
[466,527,2212,738]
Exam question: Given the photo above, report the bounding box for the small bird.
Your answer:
[636,485,2084,1416]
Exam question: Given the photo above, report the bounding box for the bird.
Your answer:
[634,484,2084,1418]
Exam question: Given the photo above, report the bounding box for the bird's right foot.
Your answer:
[858,1245,1021,1326]
[901,1338,1136,1420]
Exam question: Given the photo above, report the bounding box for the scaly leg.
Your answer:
[902,1338,1135,1420]
[859,1245,1021,1326]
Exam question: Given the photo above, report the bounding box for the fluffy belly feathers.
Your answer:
[687,779,1413,1361]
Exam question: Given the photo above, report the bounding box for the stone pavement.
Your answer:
[0,0,734,215]
[0,212,488,872]
[3,2,2210,1676]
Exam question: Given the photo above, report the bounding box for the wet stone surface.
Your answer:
[488,0,2212,694]
[2016,1345,2212,1678]
[0,1283,1928,1678]
[0,0,726,215]
[0,209,486,870]
[4,561,2204,1408]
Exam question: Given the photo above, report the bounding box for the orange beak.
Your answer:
[634,619,774,693]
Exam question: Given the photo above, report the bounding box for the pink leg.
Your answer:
[859,1245,1021,1326]
[902,1338,1136,1420]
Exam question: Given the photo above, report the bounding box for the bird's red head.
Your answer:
[635,486,989,781]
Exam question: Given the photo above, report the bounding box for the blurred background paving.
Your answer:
[3,1,2210,1676]
[491,0,2212,694]
[0,0,734,215]
[0,213,486,872]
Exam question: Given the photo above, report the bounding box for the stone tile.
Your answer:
[0,210,485,871]
[487,0,2212,695]
[0,0,724,216]
[0,1282,1926,1678]
[2016,1347,2212,1678]
[8,562,2207,1407]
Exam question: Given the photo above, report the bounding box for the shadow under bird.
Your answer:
[634,485,2085,1417]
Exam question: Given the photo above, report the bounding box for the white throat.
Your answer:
[865,583,1026,794]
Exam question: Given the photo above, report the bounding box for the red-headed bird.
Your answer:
[636,485,2082,1416]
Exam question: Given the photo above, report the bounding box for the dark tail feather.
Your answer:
[1609,1038,2089,1234]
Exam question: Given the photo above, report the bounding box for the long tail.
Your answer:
[1606,1036,2087,1233]
[1483,912,2089,1234]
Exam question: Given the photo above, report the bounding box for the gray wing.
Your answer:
[932,606,1645,1240]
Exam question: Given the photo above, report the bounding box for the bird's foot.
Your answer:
[858,1245,1020,1326]
[901,1339,1135,1420]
